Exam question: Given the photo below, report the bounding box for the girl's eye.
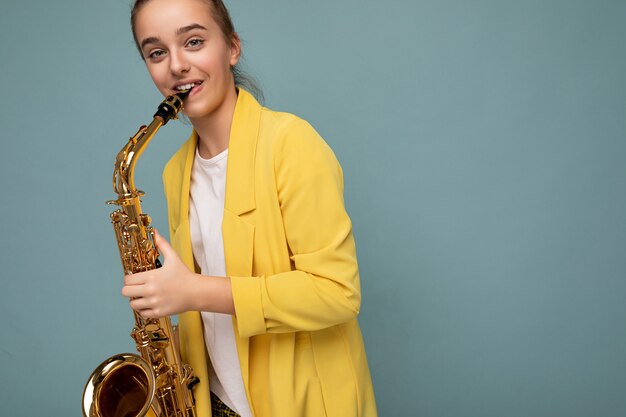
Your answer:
[186,38,204,48]
[147,49,166,60]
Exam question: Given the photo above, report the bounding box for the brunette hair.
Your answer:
[130,0,262,101]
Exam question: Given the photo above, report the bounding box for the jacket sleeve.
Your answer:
[230,118,362,337]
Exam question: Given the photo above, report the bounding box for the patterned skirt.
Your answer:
[210,392,241,417]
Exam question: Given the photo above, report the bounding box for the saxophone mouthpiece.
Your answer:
[176,89,191,100]
[154,90,190,123]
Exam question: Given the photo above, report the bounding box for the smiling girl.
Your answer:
[122,1,377,416]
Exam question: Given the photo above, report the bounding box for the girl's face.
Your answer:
[134,0,240,119]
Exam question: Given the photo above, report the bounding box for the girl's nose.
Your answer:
[170,50,190,75]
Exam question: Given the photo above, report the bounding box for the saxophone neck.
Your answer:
[111,118,164,202]
[110,91,189,203]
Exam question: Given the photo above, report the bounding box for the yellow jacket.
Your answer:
[162,89,377,417]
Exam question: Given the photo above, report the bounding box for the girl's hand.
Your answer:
[121,229,197,319]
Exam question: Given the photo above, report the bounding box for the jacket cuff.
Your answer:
[230,275,266,337]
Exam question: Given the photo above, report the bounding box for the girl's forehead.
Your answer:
[135,0,214,34]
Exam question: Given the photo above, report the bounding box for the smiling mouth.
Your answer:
[175,81,203,92]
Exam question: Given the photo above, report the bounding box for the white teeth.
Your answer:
[176,82,198,91]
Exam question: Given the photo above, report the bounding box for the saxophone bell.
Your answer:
[82,354,156,417]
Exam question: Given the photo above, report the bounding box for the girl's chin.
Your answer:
[181,106,208,120]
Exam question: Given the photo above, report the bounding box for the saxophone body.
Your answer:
[83,91,198,417]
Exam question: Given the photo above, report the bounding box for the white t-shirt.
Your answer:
[189,147,252,417]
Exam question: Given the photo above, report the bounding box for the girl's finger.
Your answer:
[130,297,152,311]
[122,285,147,299]
[124,273,149,286]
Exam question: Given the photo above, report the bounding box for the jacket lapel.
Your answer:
[224,89,260,217]
[171,131,198,270]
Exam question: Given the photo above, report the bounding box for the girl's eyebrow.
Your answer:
[176,23,208,35]
[140,24,208,50]
[140,36,160,50]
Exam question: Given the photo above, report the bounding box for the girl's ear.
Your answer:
[230,32,242,66]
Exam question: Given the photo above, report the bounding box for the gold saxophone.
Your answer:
[82,90,198,417]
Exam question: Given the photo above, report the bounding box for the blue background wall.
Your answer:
[1,1,625,416]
